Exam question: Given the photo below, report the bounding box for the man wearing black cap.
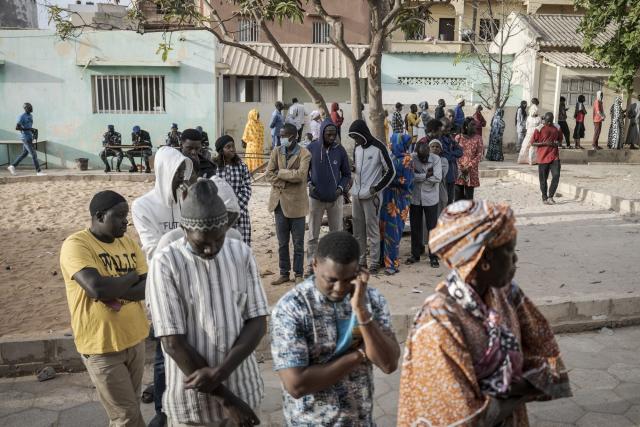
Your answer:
[148,180,268,427]
[128,125,153,173]
[166,123,181,148]
[99,125,124,173]
[60,190,149,427]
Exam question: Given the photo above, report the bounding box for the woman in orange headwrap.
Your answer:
[242,108,265,172]
[398,200,571,427]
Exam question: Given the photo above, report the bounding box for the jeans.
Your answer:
[409,204,439,260]
[154,340,166,415]
[455,185,475,201]
[558,121,571,147]
[446,182,456,206]
[12,139,41,172]
[539,160,561,200]
[100,148,125,170]
[352,195,382,268]
[274,204,305,276]
[307,197,343,268]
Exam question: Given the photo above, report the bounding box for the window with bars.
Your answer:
[479,19,500,42]
[91,75,166,114]
[404,22,426,41]
[312,20,331,44]
[561,78,603,106]
[238,18,259,42]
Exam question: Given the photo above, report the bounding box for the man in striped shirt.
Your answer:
[148,179,268,427]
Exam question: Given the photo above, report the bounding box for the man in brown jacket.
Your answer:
[267,123,311,286]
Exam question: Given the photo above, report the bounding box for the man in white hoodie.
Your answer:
[132,146,193,427]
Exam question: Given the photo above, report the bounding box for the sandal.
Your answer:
[429,257,440,268]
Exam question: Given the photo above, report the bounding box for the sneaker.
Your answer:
[7,165,16,176]
[270,275,291,286]
[542,199,549,205]
[129,167,137,173]
[294,274,304,284]
[147,413,167,427]
[429,257,440,268]
[548,197,556,204]
[369,265,379,275]
[405,257,419,265]
[104,167,111,173]
[36,171,47,177]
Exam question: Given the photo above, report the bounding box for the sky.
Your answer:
[37,0,131,29]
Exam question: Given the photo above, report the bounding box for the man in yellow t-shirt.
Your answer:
[60,190,149,427]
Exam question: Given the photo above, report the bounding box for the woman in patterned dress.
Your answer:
[242,108,266,172]
[608,96,625,149]
[379,133,414,275]
[214,135,253,245]
[486,108,506,161]
[455,117,484,201]
[398,200,572,427]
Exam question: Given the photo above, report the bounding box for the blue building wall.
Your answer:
[381,53,522,108]
[0,29,217,168]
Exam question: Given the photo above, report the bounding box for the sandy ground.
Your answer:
[1,171,639,338]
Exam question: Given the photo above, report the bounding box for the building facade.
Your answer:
[0,29,218,168]
[0,0,38,29]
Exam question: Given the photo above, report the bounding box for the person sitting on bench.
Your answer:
[127,125,152,173]
[99,125,124,173]
[165,123,181,148]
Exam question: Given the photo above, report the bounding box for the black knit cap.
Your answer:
[215,135,234,153]
[89,190,127,216]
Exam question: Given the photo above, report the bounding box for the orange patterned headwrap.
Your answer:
[429,200,517,281]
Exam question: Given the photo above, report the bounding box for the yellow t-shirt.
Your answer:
[60,229,149,355]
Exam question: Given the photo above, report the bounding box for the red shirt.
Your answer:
[533,124,562,164]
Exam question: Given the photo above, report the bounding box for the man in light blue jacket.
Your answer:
[270,101,285,148]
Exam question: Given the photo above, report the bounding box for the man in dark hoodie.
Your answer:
[180,128,217,179]
[305,120,351,277]
[349,120,395,274]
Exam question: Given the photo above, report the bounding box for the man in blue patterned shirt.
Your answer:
[271,231,400,426]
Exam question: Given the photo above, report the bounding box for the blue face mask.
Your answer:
[281,137,292,148]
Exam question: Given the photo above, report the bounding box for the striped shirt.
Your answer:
[148,237,269,424]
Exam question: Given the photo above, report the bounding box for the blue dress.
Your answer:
[380,133,414,274]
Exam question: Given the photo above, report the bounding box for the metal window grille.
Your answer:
[92,75,166,114]
[238,18,259,42]
[561,78,603,106]
[312,20,331,44]
[479,19,500,42]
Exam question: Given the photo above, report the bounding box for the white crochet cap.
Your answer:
[210,175,240,214]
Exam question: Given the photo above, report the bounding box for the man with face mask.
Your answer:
[8,102,45,176]
[148,179,268,427]
[532,112,563,205]
[266,123,311,286]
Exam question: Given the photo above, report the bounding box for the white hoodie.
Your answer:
[132,147,193,262]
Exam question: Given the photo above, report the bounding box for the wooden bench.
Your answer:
[0,140,48,169]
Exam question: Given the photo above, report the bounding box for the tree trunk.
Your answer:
[289,70,328,114]
[347,61,363,121]
[367,33,385,141]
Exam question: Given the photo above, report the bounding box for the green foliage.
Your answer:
[394,3,433,39]
[576,0,640,94]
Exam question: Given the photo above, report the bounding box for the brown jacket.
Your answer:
[266,144,311,218]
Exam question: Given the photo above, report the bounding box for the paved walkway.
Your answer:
[1,326,639,426]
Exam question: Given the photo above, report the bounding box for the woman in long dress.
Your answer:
[486,109,505,161]
[242,108,265,171]
[517,104,541,165]
[625,102,640,149]
[608,96,625,149]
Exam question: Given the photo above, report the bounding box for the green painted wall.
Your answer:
[0,29,217,169]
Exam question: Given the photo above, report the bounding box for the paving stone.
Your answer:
[376,390,399,416]
[558,335,605,354]
[373,376,392,396]
[32,385,95,410]
[624,405,640,424]
[576,412,634,427]
[600,348,640,365]
[0,390,34,417]
[608,363,640,384]
[531,422,575,427]
[561,350,616,370]
[10,375,64,395]
[374,414,397,427]
[527,398,584,423]
[593,328,640,350]
[264,409,285,427]
[57,401,108,427]
[261,385,284,414]
[0,408,58,427]
[613,382,640,405]
[0,379,15,393]
[569,368,619,390]
[571,389,631,415]
[372,401,385,419]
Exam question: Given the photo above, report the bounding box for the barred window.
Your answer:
[238,18,259,42]
[561,78,603,106]
[479,19,500,42]
[312,20,331,44]
[92,75,166,114]
[404,22,426,41]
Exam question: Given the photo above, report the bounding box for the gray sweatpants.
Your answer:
[352,194,382,269]
[307,197,344,268]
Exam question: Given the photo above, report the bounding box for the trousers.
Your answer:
[352,194,382,268]
[538,159,561,200]
[274,204,305,276]
[12,139,41,171]
[307,196,343,268]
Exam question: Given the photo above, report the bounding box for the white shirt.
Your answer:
[287,103,306,129]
